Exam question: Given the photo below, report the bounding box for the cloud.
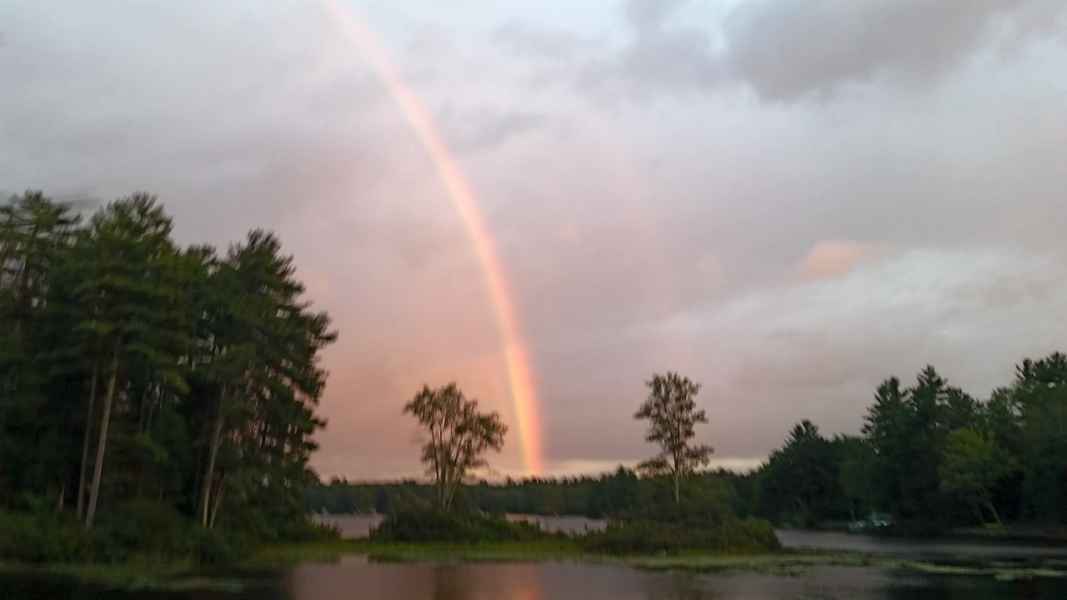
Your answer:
[622,0,691,31]
[6,1,1067,478]
[492,20,600,61]
[439,106,549,154]
[798,240,877,280]
[581,0,1067,102]
[722,0,1067,100]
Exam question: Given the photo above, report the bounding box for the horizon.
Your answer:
[5,1,1067,480]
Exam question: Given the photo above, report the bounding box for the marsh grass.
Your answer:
[7,539,1067,591]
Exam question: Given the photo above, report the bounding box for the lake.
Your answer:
[778,528,1067,559]
[8,521,1067,599]
[7,556,1067,599]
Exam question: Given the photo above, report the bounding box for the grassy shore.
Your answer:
[5,539,1067,592]
[246,539,1067,579]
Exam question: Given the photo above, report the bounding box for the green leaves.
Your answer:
[634,372,713,478]
[0,190,335,538]
[404,383,507,511]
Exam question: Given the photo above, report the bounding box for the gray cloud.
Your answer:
[622,0,691,31]
[578,0,1067,102]
[439,106,550,154]
[723,0,1067,100]
[492,20,600,61]
[4,1,1067,478]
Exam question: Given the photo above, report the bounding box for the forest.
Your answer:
[310,359,1067,533]
[0,191,336,563]
[4,187,1066,566]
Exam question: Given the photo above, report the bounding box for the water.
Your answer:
[777,528,1067,560]
[7,558,1067,599]
[9,522,1067,599]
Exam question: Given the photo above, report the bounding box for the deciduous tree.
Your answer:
[634,371,713,505]
[404,383,506,511]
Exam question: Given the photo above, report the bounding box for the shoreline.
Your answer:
[6,539,1067,592]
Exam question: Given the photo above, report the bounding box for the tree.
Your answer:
[1010,353,1067,522]
[940,428,1015,525]
[195,230,335,529]
[756,421,840,525]
[634,371,713,505]
[76,194,185,529]
[862,366,977,522]
[0,191,80,505]
[404,383,506,511]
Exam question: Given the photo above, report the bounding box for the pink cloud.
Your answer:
[798,240,872,280]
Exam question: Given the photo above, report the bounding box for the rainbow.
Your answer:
[323,2,544,475]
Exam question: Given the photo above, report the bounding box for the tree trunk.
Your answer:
[84,349,119,530]
[200,387,227,527]
[208,473,226,529]
[986,500,1003,526]
[76,363,99,520]
[55,481,65,513]
[673,471,681,505]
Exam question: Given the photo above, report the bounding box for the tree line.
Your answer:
[311,361,1067,532]
[0,191,335,541]
[309,372,727,517]
[755,359,1067,530]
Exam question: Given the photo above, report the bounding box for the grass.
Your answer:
[7,538,1067,591]
[246,538,583,568]
[0,559,248,592]
[246,539,1067,580]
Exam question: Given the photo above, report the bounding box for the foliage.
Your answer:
[0,191,336,561]
[582,516,779,555]
[634,372,713,504]
[370,509,544,543]
[404,383,507,511]
[752,357,1067,531]
[307,467,749,520]
[0,509,90,563]
[939,428,1015,524]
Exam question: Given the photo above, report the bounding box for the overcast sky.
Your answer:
[4,0,1067,479]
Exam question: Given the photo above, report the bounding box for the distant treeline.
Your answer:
[0,191,335,562]
[307,468,753,518]
[311,357,1067,531]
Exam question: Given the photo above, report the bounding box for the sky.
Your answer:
[3,0,1067,479]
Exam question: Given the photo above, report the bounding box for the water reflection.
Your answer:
[777,529,1067,559]
[5,560,1067,599]
[283,560,1067,600]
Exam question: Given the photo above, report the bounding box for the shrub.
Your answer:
[92,499,195,562]
[371,509,544,543]
[0,510,89,563]
[582,516,779,555]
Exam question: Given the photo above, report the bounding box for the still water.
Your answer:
[7,557,1067,599]
[7,520,1067,599]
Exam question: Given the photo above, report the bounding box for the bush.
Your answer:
[92,499,196,562]
[582,516,780,555]
[0,510,90,563]
[371,509,544,543]
[0,501,263,566]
